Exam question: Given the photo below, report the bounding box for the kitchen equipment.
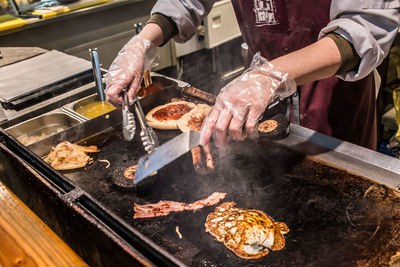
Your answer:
[72,95,115,119]
[133,96,159,153]
[135,130,200,184]
[58,75,178,123]
[134,96,289,184]
[121,90,135,142]
[0,50,92,109]
[5,112,82,146]
[1,77,400,266]
[2,118,400,266]
[132,22,159,153]
[88,48,105,101]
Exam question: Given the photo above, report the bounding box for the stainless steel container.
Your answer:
[5,112,83,146]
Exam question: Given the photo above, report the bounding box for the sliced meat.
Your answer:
[134,192,227,219]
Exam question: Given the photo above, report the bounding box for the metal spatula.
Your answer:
[134,130,200,184]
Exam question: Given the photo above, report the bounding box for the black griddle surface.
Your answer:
[61,129,400,266]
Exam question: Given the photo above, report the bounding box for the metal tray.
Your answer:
[61,94,102,121]
[62,74,181,120]
[5,111,85,146]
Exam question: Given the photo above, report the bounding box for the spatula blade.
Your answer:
[134,130,201,184]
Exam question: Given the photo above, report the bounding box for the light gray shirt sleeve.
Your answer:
[151,0,216,43]
[319,0,400,81]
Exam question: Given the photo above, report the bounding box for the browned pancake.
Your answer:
[205,202,289,259]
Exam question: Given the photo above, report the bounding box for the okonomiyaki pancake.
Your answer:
[205,202,289,259]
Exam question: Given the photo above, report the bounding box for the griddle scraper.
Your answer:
[135,130,200,184]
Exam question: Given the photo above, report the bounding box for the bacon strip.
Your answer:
[134,192,227,219]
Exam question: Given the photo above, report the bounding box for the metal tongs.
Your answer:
[121,89,135,141]
[129,22,158,152]
[121,87,158,152]
[133,95,159,153]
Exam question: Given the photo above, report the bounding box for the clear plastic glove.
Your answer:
[200,52,296,147]
[104,35,158,107]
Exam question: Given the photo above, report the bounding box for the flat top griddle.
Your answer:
[56,127,400,267]
[21,83,400,266]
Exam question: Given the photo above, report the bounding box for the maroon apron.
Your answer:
[231,0,377,150]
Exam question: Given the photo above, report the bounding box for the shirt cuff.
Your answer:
[325,33,361,75]
[146,13,179,46]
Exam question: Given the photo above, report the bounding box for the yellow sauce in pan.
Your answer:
[75,101,115,119]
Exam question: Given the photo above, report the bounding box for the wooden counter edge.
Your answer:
[0,180,87,267]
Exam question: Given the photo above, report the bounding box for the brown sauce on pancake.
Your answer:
[152,104,193,121]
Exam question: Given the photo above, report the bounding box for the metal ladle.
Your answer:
[89,48,105,101]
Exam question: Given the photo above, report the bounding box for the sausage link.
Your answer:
[182,87,216,105]
[202,143,215,173]
[191,146,207,175]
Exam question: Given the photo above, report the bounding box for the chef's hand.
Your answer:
[104,35,158,107]
[200,52,296,147]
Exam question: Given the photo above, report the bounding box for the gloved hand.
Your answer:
[200,52,296,147]
[105,35,158,107]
